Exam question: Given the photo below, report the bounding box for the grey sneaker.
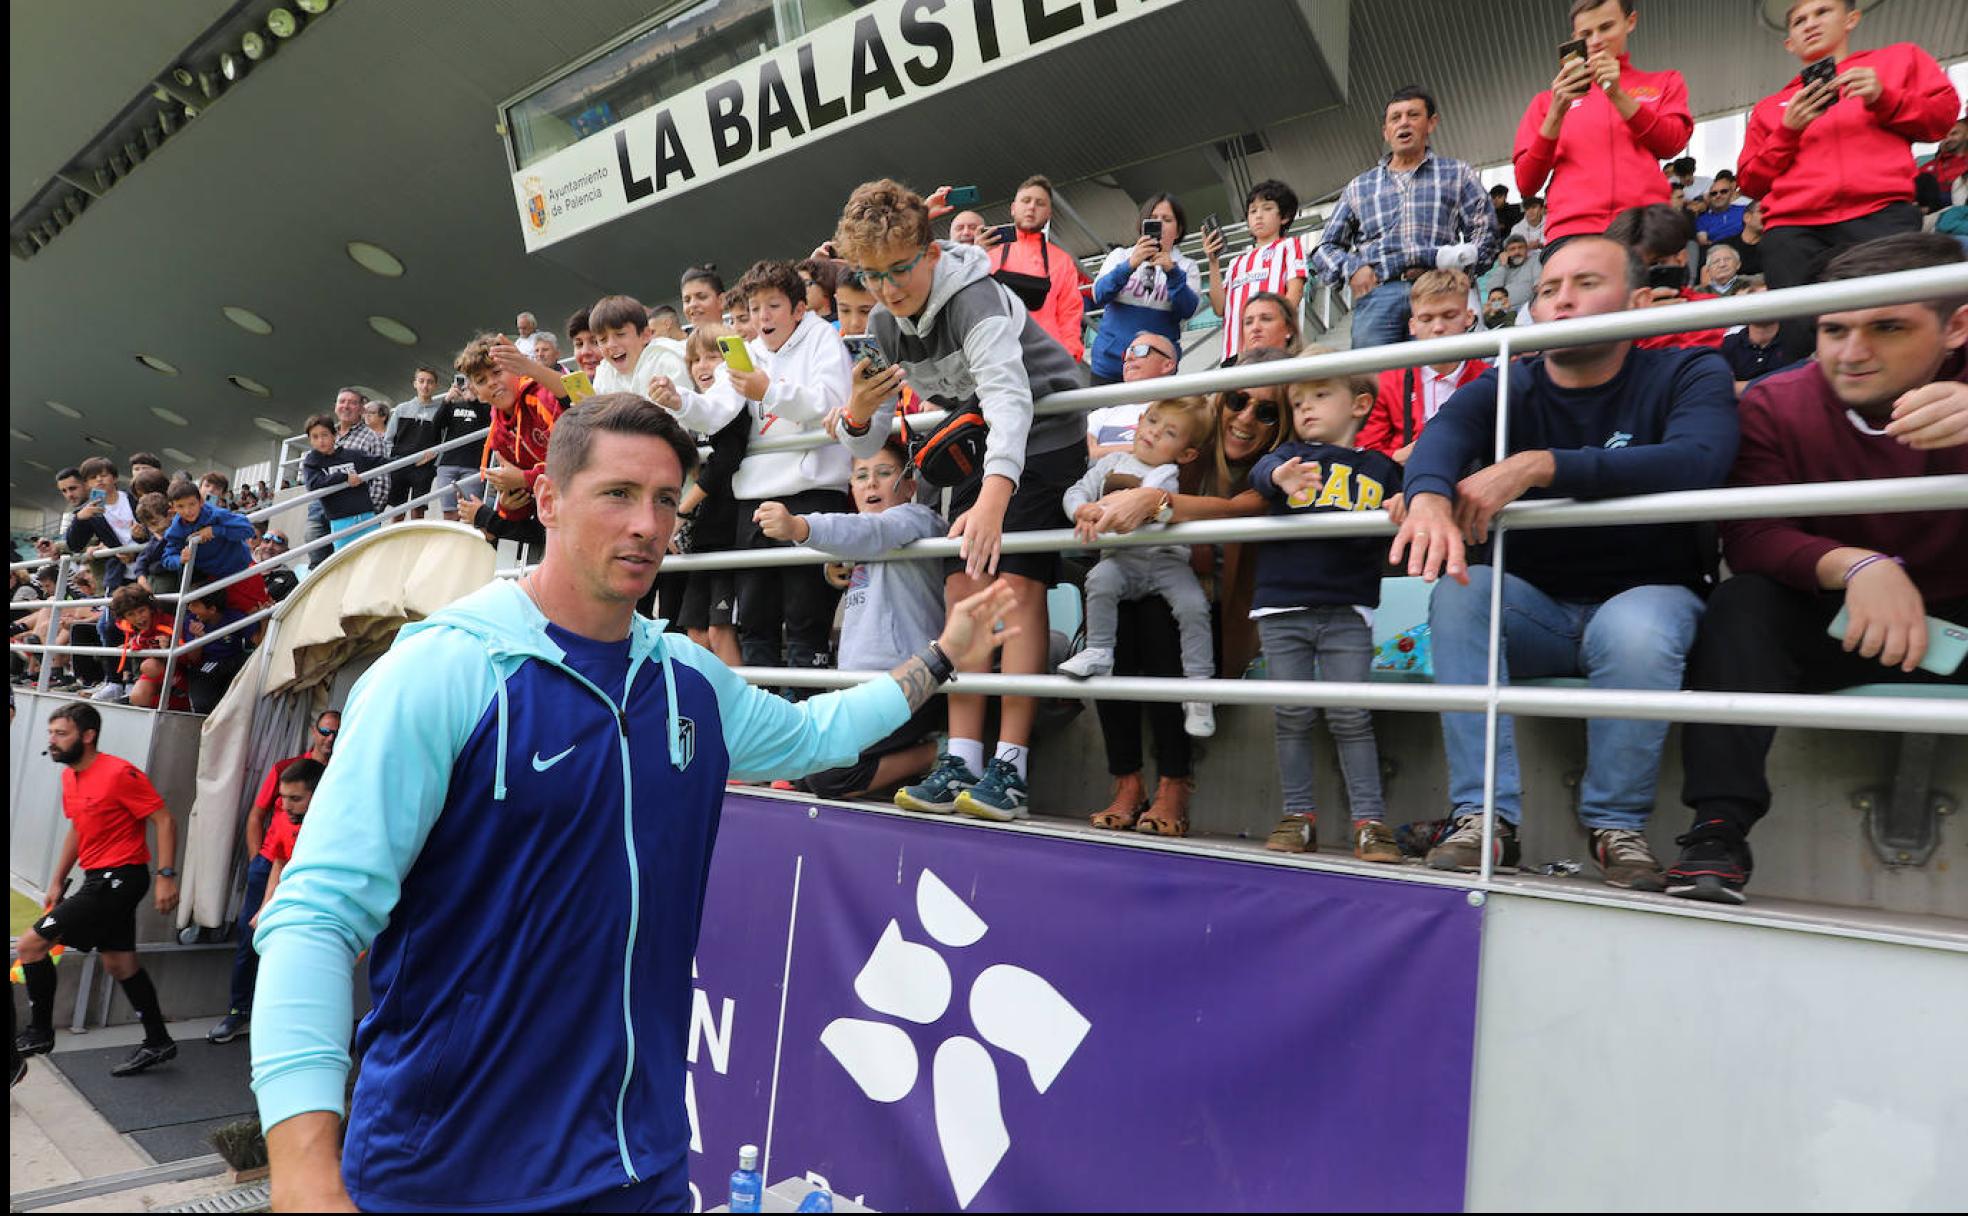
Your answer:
[1590,828,1666,892]
[1425,814,1520,873]
[1057,647,1114,679]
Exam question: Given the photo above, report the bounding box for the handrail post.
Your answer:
[1478,338,1511,886]
[37,553,72,693]
[156,542,197,716]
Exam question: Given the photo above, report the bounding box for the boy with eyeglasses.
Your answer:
[834,178,1088,820]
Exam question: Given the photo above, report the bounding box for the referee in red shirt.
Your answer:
[14,703,182,1076]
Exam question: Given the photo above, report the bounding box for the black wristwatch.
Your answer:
[919,640,956,685]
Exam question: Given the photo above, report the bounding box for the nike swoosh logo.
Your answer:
[532,745,576,772]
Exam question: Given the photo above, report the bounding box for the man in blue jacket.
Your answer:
[1389,235,1739,890]
[252,394,1016,1213]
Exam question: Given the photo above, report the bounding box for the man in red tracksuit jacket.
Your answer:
[1738,0,1957,359]
[1513,0,1692,244]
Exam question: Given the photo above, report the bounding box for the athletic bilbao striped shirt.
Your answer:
[1221,237,1307,360]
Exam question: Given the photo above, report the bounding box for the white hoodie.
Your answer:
[671,309,850,500]
[594,336,687,399]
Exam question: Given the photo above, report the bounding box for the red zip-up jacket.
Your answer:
[1738,43,1958,230]
[480,377,563,520]
[991,228,1085,360]
[1514,56,1691,241]
[1358,361,1489,457]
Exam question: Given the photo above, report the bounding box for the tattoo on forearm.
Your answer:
[890,655,939,711]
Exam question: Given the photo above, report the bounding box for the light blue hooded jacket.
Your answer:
[250,580,907,1211]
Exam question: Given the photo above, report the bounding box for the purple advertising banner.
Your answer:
[685,795,1481,1212]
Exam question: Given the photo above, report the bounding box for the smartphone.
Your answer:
[1645,263,1686,293]
[717,334,756,374]
[89,487,107,504]
[1142,218,1164,243]
[454,372,467,389]
[1828,607,1968,676]
[1801,56,1837,88]
[989,224,1017,245]
[1558,37,1587,65]
[1199,213,1222,246]
[842,334,889,375]
[560,370,595,402]
[944,185,981,207]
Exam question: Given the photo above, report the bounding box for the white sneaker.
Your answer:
[1057,647,1114,679]
[1182,701,1216,737]
[84,681,129,704]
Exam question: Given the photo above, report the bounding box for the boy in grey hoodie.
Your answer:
[753,439,948,800]
[833,178,1088,822]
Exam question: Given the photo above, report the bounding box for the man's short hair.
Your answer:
[1605,203,1693,261]
[1488,286,1512,300]
[565,308,593,341]
[414,365,440,381]
[1712,169,1736,184]
[1017,174,1054,199]
[1570,0,1634,22]
[127,451,163,470]
[49,701,101,740]
[1547,232,1648,290]
[110,583,155,621]
[1490,184,1510,198]
[78,456,117,481]
[836,179,933,261]
[1386,84,1438,118]
[1410,270,1471,303]
[680,264,725,295]
[648,304,680,325]
[1504,234,1529,249]
[1524,195,1545,210]
[1244,179,1300,231]
[280,757,326,791]
[739,260,806,308]
[1672,156,1697,175]
[589,294,649,335]
[55,466,82,484]
[304,413,337,436]
[167,478,201,503]
[454,333,501,378]
[1821,232,1968,318]
[544,393,700,489]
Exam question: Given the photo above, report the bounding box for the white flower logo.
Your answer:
[820,869,1091,1209]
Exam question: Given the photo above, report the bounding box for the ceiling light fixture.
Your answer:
[9,428,34,442]
[221,305,273,335]
[162,447,197,465]
[221,51,248,82]
[368,316,418,346]
[198,72,219,100]
[158,106,178,136]
[83,434,116,450]
[228,374,272,396]
[23,459,52,473]
[268,8,300,38]
[253,417,292,436]
[136,354,180,375]
[297,0,332,14]
[244,28,272,58]
[151,407,190,426]
[345,240,404,277]
[173,67,196,89]
[45,401,82,419]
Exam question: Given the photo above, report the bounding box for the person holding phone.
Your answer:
[1738,0,1957,362]
[1512,0,1692,243]
[1087,193,1200,385]
[982,174,1085,360]
[1668,233,1968,906]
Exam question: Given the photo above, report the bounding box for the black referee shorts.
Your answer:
[33,865,149,953]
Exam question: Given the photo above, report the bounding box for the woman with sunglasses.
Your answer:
[1087,194,1201,385]
[1080,348,1290,836]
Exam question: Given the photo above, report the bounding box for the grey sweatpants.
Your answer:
[1256,607,1385,821]
[1082,548,1213,680]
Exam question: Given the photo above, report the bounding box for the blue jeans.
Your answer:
[228,854,272,1013]
[1350,280,1414,350]
[1258,608,1385,821]
[1429,567,1704,830]
[328,512,378,550]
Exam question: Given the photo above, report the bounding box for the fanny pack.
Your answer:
[991,238,1054,312]
[910,410,990,487]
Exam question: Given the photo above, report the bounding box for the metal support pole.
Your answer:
[35,554,71,693]
[155,541,197,714]
[1479,338,1510,886]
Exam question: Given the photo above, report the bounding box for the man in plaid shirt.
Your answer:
[334,390,392,515]
[1312,85,1498,350]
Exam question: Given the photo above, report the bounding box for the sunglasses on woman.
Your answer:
[1222,390,1280,427]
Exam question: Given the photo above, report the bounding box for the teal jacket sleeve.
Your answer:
[249,626,497,1132]
[679,647,912,781]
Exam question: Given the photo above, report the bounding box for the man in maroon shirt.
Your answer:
[207,709,339,1044]
[15,703,182,1075]
[1669,234,1968,904]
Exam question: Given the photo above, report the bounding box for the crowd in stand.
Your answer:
[11,0,1966,912]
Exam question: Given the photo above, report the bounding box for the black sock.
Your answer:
[118,969,173,1046]
[24,959,57,1035]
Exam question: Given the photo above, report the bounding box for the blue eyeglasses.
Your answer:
[860,244,931,286]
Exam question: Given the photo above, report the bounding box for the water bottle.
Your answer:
[728,1144,762,1213]
[795,1173,834,1212]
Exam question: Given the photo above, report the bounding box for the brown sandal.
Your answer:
[1089,774,1149,830]
[1134,776,1194,838]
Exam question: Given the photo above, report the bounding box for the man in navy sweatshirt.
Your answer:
[1668,233,1968,905]
[1389,235,1739,889]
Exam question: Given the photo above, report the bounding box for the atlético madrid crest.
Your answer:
[524,176,547,231]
